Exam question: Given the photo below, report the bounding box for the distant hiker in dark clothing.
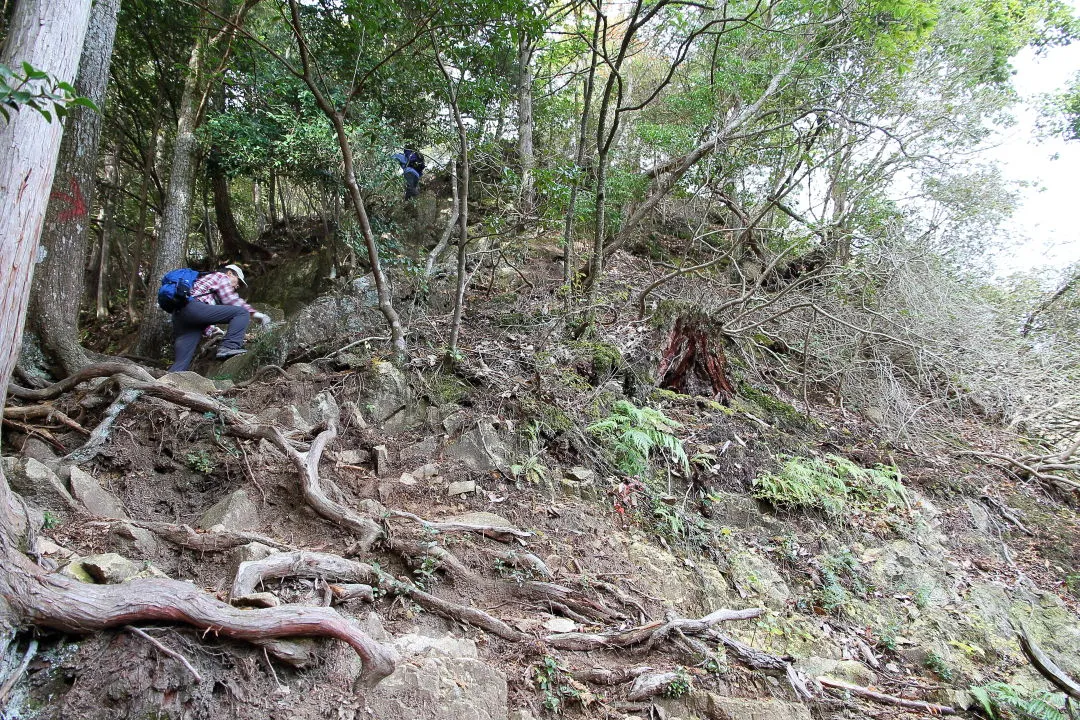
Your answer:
[168,264,270,373]
[393,146,425,199]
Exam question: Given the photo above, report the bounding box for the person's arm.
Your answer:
[208,274,256,313]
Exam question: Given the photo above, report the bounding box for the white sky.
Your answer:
[984,41,1080,277]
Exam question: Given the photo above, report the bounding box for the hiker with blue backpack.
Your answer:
[157,264,271,372]
[392,146,425,199]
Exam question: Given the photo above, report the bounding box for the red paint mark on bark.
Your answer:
[50,178,87,221]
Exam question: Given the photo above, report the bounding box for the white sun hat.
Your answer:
[224,264,247,286]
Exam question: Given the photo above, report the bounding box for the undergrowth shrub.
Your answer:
[587,400,688,477]
[970,682,1075,720]
[751,454,906,518]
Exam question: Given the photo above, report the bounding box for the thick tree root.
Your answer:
[388,509,533,541]
[544,608,762,651]
[1019,625,1080,700]
[5,560,397,686]
[6,362,155,401]
[92,519,295,552]
[1,405,88,435]
[233,424,383,551]
[819,677,956,714]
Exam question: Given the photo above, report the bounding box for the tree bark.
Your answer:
[95,146,120,318]
[0,0,93,652]
[28,0,120,374]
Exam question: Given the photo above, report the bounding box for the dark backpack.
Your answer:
[157,268,205,312]
[404,149,425,174]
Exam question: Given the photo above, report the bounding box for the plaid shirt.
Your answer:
[191,272,255,335]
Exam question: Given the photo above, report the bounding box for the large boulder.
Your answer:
[198,490,259,532]
[446,419,513,473]
[2,457,78,512]
[69,467,128,519]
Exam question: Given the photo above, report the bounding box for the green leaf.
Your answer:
[35,107,52,122]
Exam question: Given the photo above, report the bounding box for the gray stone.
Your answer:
[447,511,512,527]
[365,633,507,720]
[401,436,439,463]
[20,438,59,466]
[81,553,141,584]
[107,523,159,558]
[796,657,875,687]
[674,692,814,720]
[442,411,469,436]
[542,617,576,633]
[446,421,511,472]
[256,405,314,435]
[2,457,78,511]
[336,449,371,465]
[69,467,128,519]
[706,491,762,527]
[233,592,280,608]
[398,473,418,485]
[198,490,259,532]
[508,712,538,720]
[342,401,369,429]
[565,466,596,482]
[285,362,318,377]
[417,464,440,479]
[374,445,390,477]
[448,480,477,497]
[158,371,218,396]
[60,560,95,583]
[228,542,278,568]
[965,499,991,533]
[309,390,340,427]
[366,360,417,431]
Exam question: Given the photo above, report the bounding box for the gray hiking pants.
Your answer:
[169,301,249,372]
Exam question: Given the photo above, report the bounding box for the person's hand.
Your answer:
[252,311,271,327]
[206,325,225,339]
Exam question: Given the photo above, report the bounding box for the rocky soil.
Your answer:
[3,245,1079,720]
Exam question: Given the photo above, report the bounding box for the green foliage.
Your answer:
[185,450,216,474]
[533,655,597,714]
[970,682,1074,720]
[587,401,688,477]
[925,651,953,681]
[664,667,693,698]
[752,454,907,519]
[0,62,98,122]
[42,511,60,530]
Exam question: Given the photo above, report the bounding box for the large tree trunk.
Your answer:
[135,27,207,358]
[0,0,93,649]
[28,0,121,374]
[95,147,120,318]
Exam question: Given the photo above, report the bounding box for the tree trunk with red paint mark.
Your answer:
[656,317,735,401]
[27,0,121,374]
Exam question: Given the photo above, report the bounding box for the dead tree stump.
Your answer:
[656,317,735,401]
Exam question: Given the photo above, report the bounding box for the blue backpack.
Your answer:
[157,268,206,312]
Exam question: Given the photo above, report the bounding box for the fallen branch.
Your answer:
[818,677,956,714]
[126,625,203,683]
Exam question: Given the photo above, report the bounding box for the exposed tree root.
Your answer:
[819,677,956,714]
[2,405,88,435]
[1019,625,1080,700]
[544,608,762,652]
[388,509,533,541]
[233,423,383,552]
[125,626,203,683]
[6,362,155,401]
[569,665,653,686]
[92,519,295,552]
[63,387,143,464]
[2,554,397,686]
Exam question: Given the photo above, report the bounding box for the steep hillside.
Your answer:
[2,247,1079,720]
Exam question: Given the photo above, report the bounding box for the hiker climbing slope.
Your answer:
[164,264,270,372]
[393,146,425,199]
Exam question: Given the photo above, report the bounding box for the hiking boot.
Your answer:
[215,347,248,360]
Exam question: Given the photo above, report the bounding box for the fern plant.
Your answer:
[970,682,1075,720]
[752,454,907,518]
[587,400,688,477]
